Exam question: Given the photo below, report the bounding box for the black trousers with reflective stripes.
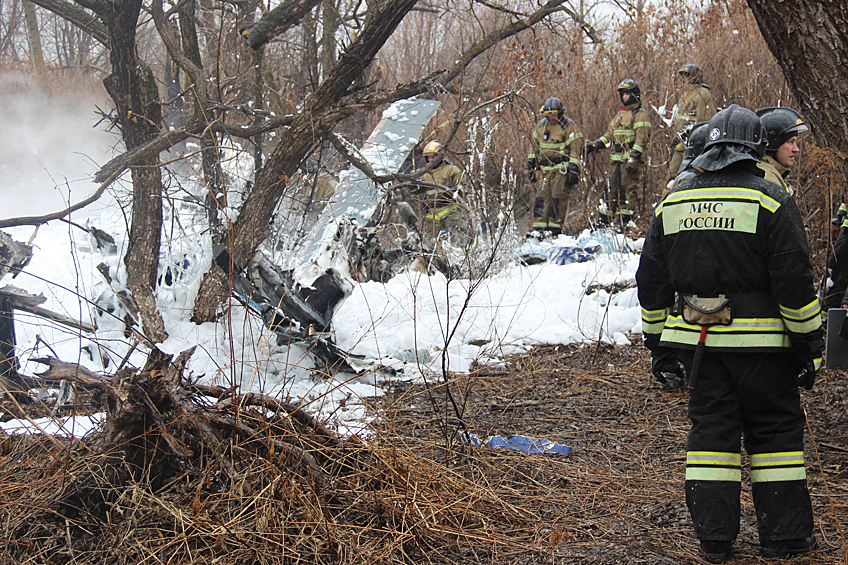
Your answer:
[675,348,812,543]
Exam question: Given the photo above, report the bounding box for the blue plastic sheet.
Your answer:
[547,245,601,265]
[459,432,572,455]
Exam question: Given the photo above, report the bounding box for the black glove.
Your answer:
[564,163,579,185]
[629,149,642,162]
[586,140,603,154]
[528,170,537,183]
[651,347,682,384]
[527,157,537,172]
[796,358,817,390]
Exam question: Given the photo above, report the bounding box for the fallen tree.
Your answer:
[0,348,547,563]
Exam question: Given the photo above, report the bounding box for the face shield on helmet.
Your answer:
[422,141,442,158]
[678,63,703,83]
[540,97,564,121]
[755,107,809,152]
[617,78,641,105]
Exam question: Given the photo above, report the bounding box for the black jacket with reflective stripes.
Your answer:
[636,161,822,360]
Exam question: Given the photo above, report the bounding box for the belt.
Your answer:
[674,291,778,318]
[540,156,568,166]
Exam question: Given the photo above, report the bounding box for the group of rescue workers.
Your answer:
[409,64,843,563]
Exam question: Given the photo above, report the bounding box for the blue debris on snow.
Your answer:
[459,431,572,455]
[547,245,601,265]
[515,229,634,266]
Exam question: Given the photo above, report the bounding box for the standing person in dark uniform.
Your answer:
[667,121,710,192]
[637,105,823,564]
[825,200,848,311]
[527,97,584,237]
[586,78,652,229]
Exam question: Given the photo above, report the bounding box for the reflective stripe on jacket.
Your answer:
[528,117,584,170]
[636,163,822,356]
[598,103,651,161]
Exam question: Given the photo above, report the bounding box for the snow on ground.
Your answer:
[333,232,642,375]
[0,90,644,438]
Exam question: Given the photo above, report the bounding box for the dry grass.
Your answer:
[0,343,844,564]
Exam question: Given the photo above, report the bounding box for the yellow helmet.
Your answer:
[422,141,442,157]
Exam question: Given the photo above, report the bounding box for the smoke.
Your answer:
[0,73,116,221]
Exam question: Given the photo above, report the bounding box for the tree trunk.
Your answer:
[23,1,47,88]
[100,1,167,343]
[747,0,848,151]
[191,0,418,322]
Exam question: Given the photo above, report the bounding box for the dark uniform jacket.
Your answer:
[637,162,822,363]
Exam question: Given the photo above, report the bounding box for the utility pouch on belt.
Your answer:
[680,294,732,326]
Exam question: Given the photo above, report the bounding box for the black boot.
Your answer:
[760,536,816,558]
[700,540,732,564]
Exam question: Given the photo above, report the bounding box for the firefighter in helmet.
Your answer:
[667,121,710,192]
[638,105,822,563]
[587,78,652,229]
[665,63,716,190]
[754,107,808,193]
[526,96,584,237]
[416,141,469,245]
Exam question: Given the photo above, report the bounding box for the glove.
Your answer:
[651,347,683,384]
[795,358,817,390]
[528,170,537,184]
[793,336,823,389]
[626,157,641,175]
[527,157,537,172]
[629,149,642,162]
[831,210,846,236]
[586,140,603,154]
[564,163,579,185]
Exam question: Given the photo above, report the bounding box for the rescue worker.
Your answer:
[754,106,808,193]
[637,105,822,563]
[665,63,715,189]
[668,121,710,192]
[824,200,848,310]
[586,79,651,229]
[527,97,583,237]
[416,141,469,245]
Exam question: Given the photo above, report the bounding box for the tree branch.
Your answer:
[240,0,323,49]
[29,0,109,45]
[442,0,570,85]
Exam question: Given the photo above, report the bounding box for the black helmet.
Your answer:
[678,63,703,82]
[540,97,564,120]
[692,105,765,171]
[683,122,710,160]
[617,78,641,104]
[703,104,765,156]
[755,107,809,152]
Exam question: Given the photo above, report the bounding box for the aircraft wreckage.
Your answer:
[216,98,444,373]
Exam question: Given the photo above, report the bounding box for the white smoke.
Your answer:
[0,73,116,221]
